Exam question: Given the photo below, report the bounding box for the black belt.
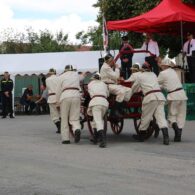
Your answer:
[92,95,107,99]
[168,88,183,94]
[105,82,115,85]
[62,87,79,92]
[145,90,162,97]
[48,93,56,96]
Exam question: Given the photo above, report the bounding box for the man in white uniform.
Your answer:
[158,58,188,142]
[87,72,109,148]
[125,62,141,82]
[100,54,132,117]
[183,32,195,83]
[131,62,169,145]
[141,33,160,75]
[46,68,61,133]
[56,65,81,144]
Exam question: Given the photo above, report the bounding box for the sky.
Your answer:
[0,0,99,44]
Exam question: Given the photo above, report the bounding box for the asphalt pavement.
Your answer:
[0,115,195,195]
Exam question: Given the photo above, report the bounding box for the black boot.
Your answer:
[74,129,81,143]
[161,128,169,145]
[62,140,70,144]
[110,102,124,118]
[153,123,160,138]
[172,122,182,142]
[98,130,106,148]
[9,114,15,119]
[132,131,147,142]
[55,121,61,134]
[89,128,98,144]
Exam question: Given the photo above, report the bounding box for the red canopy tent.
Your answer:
[107,0,195,35]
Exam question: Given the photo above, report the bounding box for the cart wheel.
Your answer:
[133,118,155,140]
[110,118,124,135]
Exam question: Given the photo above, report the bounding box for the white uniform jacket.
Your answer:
[87,80,109,116]
[100,62,120,84]
[126,72,142,82]
[46,75,59,104]
[158,68,188,101]
[56,71,80,103]
[132,72,165,104]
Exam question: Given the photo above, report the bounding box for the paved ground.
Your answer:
[0,115,195,195]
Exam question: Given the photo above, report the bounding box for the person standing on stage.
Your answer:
[0,71,14,119]
[141,33,160,75]
[183,32,195,83]
[119,35,134,79]
[46,68,61,133]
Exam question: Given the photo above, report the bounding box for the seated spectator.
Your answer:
[35,89,48,114]
[35,78,48,114]
[20,84,36,114]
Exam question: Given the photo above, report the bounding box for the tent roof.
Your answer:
[0,51,102,76]
[107,0,195,34]
[0,50,146,76]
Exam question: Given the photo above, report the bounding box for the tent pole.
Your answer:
[180,21,184,68]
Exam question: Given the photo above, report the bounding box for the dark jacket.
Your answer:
[0,78,13,93]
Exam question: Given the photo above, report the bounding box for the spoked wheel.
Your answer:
[110,117,124,135]
[133,118,155,140]
[86,113,108,140]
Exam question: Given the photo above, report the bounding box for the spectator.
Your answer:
[20,84,36,114]
[0,71,14,118]
[35,77,48,114]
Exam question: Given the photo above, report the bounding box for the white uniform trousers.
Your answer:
[108,84,132,102]
[60,97,81,141]
[139,100,167,131]
[168,100,187,129]
[91,105,107,131]
[49,103,60,123]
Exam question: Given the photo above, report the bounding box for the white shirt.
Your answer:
[141,39,159,57]
[183,39,195,56]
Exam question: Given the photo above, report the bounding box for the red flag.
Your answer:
[103,16,108,51]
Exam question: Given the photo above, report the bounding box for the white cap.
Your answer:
[91,72,101,80]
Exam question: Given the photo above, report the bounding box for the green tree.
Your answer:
[76,0,195,57]
[0,29,75,54]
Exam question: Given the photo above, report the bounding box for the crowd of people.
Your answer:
[37,53,187,148]
[1,32,193,149]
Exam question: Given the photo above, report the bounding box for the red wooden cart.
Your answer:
[79,80,157,140]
